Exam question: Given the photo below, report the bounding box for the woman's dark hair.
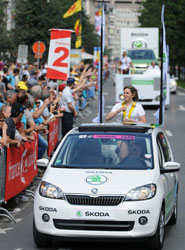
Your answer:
[123,85,139,101]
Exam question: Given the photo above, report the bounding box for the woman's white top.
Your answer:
[111,102,145,123]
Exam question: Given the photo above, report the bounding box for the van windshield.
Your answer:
[52,133,153,170]
[127,50,156,60]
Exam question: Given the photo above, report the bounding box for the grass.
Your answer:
[177,79,185,89]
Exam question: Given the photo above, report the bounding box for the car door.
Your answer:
[156,132,177,221]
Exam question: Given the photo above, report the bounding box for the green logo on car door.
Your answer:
[86,175,107,185]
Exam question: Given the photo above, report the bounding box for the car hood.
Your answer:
[43,168,157,195]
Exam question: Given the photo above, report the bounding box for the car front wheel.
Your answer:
[148,208,165,250]
[33,219,53,248]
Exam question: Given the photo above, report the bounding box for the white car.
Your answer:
[33,123,180,250]
[169,77,177,94]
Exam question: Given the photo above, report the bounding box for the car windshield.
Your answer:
[127,50,156,60]
[52,133,153,170]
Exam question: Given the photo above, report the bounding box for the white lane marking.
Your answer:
[0,227,13,234]
[165,130,173,136]
[103,92,109,95]
[178,105,185,111]
[14,248,22,250]
[105,105,113,109]
[15,218,23,223]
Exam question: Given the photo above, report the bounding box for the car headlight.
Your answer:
[170,80,176,86]
[155,95,160,101]
[39,181,65,199]
[125,184,156,201]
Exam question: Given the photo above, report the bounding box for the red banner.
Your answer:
[48,118,59,157]
[5,133,38,201]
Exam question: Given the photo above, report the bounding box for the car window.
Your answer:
[157,141,164,167]
[52,133,153,170]
[157,132,171,162]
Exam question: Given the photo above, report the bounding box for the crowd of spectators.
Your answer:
[0,60,98,158]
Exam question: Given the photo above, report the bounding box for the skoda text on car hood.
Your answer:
[43,168,157,194]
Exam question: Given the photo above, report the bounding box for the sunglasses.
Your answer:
[0,119,5,122]
[36,102,40,105]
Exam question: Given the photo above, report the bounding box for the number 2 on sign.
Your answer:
[53,47,69,68]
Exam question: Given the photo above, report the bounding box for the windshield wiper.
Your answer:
[51,164,76,168]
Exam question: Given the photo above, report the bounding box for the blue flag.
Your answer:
[154,4,168,125]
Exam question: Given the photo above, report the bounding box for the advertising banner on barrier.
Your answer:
[48,118,59,157]
[46,29,73,80]
[5,133,38,201]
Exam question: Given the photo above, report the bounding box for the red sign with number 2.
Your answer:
[46,29,72,80]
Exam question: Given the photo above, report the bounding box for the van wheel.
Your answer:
[33,219,52,247]
[148,208,165,250]
[168,194,178,225]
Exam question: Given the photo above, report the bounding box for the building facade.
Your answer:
[83,0,142,60]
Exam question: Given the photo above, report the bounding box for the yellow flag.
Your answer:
[74,19,82,36]
[75,35,82,48]
[63,0,81,19]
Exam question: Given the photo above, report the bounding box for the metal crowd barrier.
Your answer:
[0,97,93,223]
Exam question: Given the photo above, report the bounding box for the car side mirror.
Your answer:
[36,158,49,168]
[161,161,180,174]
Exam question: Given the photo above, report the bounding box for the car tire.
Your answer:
[168,193,178,225]
[33,219,53,248]
[148,208,165,250]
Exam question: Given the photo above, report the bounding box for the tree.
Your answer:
[9,0,99,63]
[0,0,15,61]
[138,0,185,75]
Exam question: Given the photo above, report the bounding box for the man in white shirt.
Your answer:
[148,61,160,71]
[62,78,77,137]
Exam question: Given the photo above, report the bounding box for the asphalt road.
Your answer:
[0,73,185,250]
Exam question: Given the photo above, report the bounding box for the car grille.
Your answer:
[53,219,134,231]
[65,195,125,206]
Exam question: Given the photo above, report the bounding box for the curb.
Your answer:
[177,86,185,92]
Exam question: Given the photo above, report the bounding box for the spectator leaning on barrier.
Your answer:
[16,90,35,142]
[25,94,48,159]
[24,94,37,135]
[7,67,20,90]
[0,104,11,119]
[20,65,30,81]
[62,77,77,137]
[5,103,26,147]
[0,111,8,148]
[32,102,49,160]
[30,86,51,159]
[27,70,38,90]
[30,85,50,120]
[0,71,6,102]
[2,67,11,90]
[5,90,17,105]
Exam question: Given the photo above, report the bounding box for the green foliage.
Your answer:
[177,80,185,89]
[139,0,185,68]
[1,0,99,63]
